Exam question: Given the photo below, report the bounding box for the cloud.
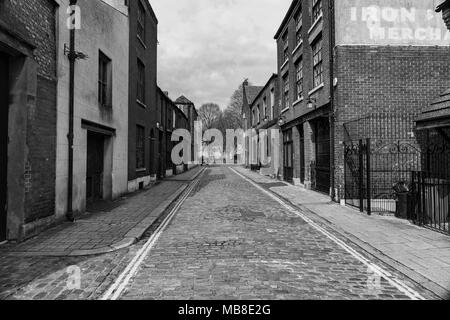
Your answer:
[151,0,292,109]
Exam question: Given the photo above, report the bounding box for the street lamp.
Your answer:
[307,97,317,109]
[278,116,286,127]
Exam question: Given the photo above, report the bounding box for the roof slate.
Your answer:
[417,87,450,123]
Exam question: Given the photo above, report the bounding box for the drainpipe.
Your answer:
[329,0,336,201]
[66,0,78,222]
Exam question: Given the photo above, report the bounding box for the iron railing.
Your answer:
[410,171,450,235]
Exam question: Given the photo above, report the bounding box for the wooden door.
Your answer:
[86,132,104,203]
[313,118,331,194]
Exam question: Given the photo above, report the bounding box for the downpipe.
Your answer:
[66,0,78,222]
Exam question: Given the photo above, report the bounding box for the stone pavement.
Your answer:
[118,166,436,300]
[0,166,203,257]
[234,167,450,300]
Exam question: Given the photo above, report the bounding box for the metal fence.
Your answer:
[343,115,450,235]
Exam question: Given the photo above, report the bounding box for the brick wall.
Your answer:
[1,0,57,79]
[128,0,158,181]
[0,0,58,223]
[334,45,450,198]
[25,76,57,223]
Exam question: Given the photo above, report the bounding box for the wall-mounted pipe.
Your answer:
[66,0,78,222]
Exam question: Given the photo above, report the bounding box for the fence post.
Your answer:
[366,138,371,216]
[359,140,364,213]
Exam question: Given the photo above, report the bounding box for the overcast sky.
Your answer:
[151,0,292,109]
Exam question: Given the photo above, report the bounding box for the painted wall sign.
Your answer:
[335,0,450,46]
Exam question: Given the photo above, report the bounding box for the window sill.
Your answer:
[137,100,147,108]
[137,36,147,49]
[280,59,289,70]
[308,13,323,35]
[292,40,303,55]
[293,96,304,106]
[136,168,147,173]
[308,83,324,96]
[281,106,290,114]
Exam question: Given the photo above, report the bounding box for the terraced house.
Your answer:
[55,0,130,222]
[127,0,159,193]
[275,0,450,213]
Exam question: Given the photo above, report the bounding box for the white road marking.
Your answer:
[101,170,205,300]
[230,167,426,300]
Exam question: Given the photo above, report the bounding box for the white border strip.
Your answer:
[101,170,205,300]
[230,167,426,301]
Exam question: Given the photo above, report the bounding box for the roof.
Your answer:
[250,74,278,108]
[245,86,264,106]
[274,0,300,39]
[416,87,450,126]
[175,95,194,105]
[436,0,450,12]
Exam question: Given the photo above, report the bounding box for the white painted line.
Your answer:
[230,167,426,301]
[101,170,205,300]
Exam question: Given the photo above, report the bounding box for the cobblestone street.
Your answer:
[117,167,436,300]
[0,166,441,300]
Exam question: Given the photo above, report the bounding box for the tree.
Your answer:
[198,103,222,130]
[226,84,245,129]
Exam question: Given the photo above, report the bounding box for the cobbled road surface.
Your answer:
[0,166,437,300]
[117,167,434,300]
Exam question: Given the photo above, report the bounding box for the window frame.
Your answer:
[312,0,323,23]
[270,88,275,119]
[312,37,323,88]
[283,73,290,108]
[282,31,289,64]
[98,51,112,108]
[136,125,146,170]
[295,8,303,47]
[137,59,146,105]
[295,59,303,100]
[137,1,146,43]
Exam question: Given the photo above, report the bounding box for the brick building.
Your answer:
[157,89,190,177]
[241,80,264,168]
[248,74,282,177]
[55,0,130,220]
[275,0,450,201]
[0,0,58,241]
[175,95,199,169]
[127,0,159,193]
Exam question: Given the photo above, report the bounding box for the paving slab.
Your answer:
[0,166,202,257]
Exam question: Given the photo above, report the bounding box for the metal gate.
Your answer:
[344,139,371,214]
[345,138,422,216]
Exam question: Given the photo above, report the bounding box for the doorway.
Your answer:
[0,53,9,242]
[86,132,105,203]
[283,129,293,182]
[299,124,305,184]
[312,117,331,194]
